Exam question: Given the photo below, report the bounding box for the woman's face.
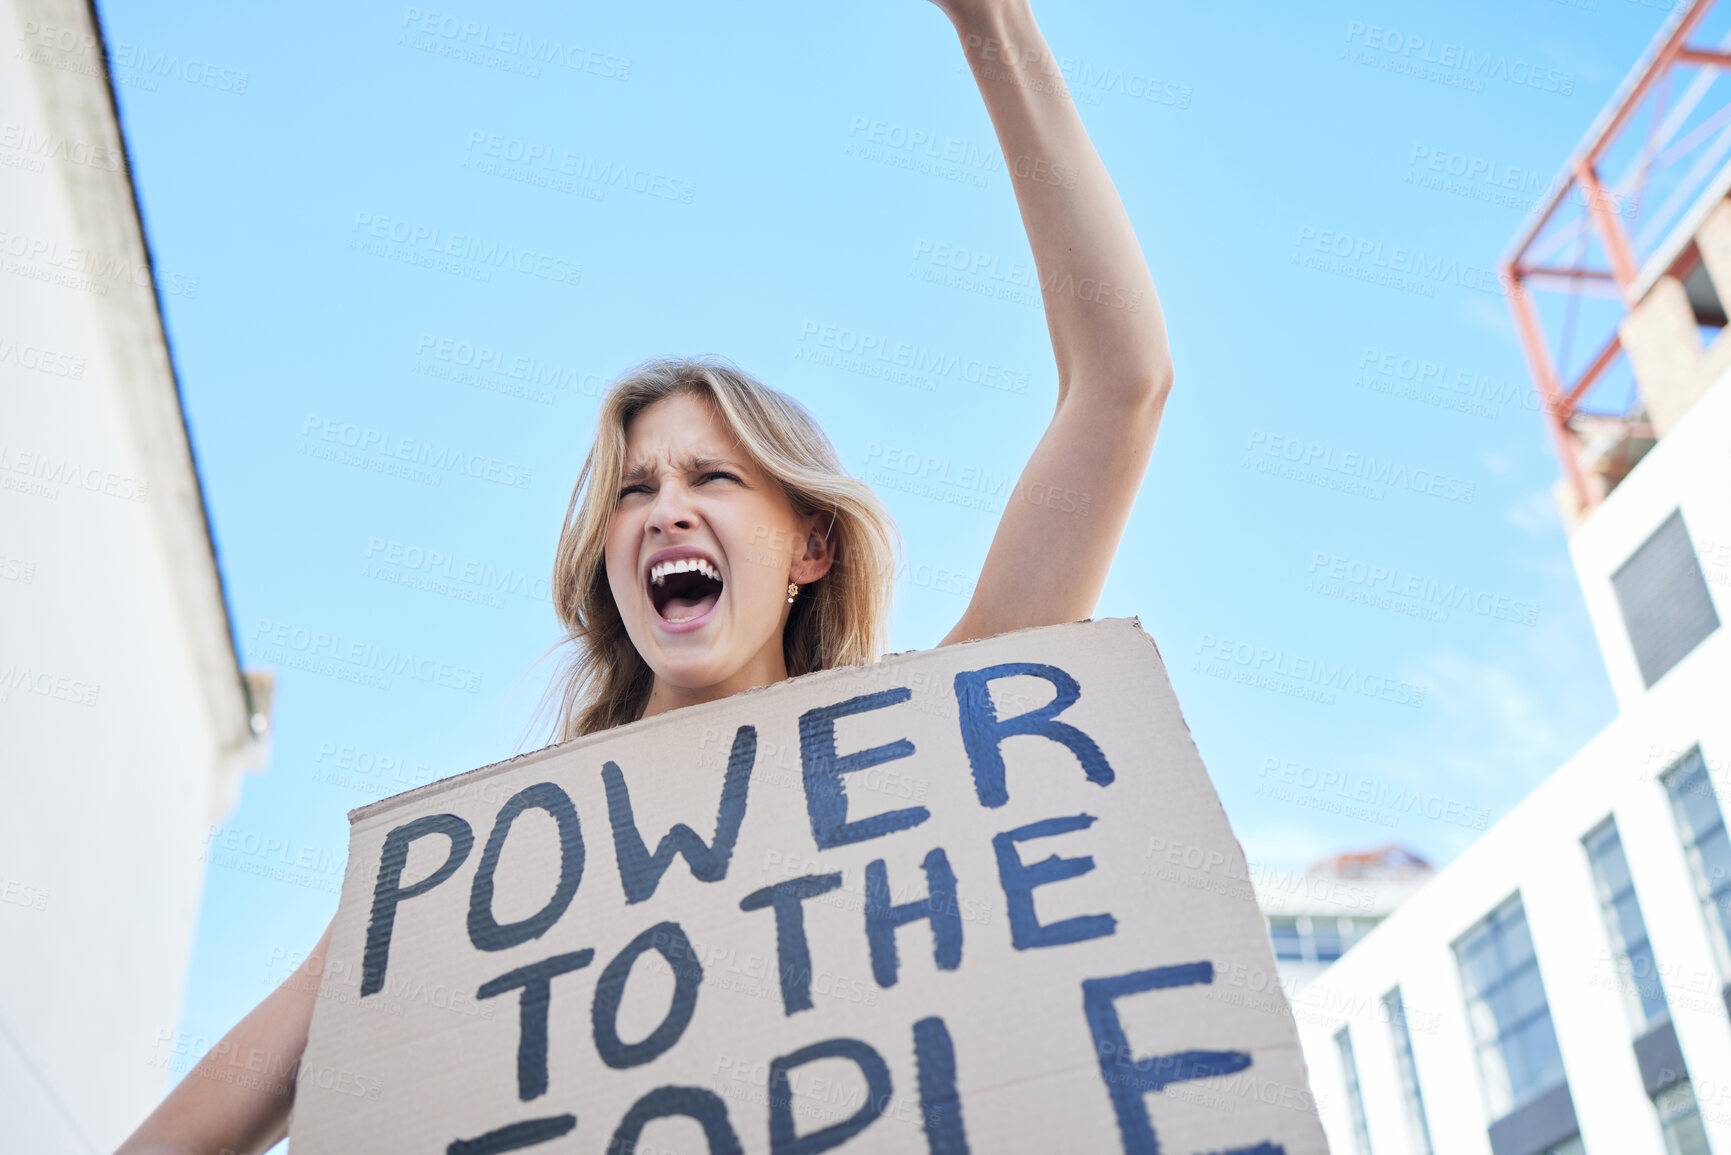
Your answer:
[605,392,832,696]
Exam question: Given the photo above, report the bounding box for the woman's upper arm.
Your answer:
[937,380,1169,648]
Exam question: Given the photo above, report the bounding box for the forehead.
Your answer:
[622,392,747,471]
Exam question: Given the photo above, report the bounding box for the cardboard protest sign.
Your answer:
[291,618,1326,1153]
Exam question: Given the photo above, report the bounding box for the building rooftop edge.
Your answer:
[29,0,267,764]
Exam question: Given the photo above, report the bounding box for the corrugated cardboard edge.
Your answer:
[345,616,1158,826]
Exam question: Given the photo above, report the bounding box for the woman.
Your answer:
[118,0,1171,1149]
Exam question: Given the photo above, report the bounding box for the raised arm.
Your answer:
[931,0,1175,647]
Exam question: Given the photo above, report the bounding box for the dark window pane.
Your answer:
[1336,1029,1372,1155]
[1475,1039,1513,1114]
[1670,766,1723,842]
[1584,821,1618,859]
[1595,853,1633,902]
[1657,1080,1711,1155]
[1454,896,1563,1118]
[1626,942,1669,1022]
[1695,828,1731,894]
[1583,818,1669,1029]
[1666,1112,1712,1155]
[1612,508,1720,687]
[1504,966,1550,1024]
[1710,894,1731,960]
[1460,940,1502,996]
[1663,752,1731,974]
[1613,891,1649,949]
[1466,998,1499,1042]
[1499,913,1536,970]
[1485,981,1521,1031]
[1269,918,1303,960]
[1389,997,1436,1155]
[1502,1026,1533,1096]
[1514,1016,1564,1096]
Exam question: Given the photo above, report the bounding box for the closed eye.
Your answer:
[699,471,742,485]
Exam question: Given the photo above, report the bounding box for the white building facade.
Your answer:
[1297,376,1731,1151]
[0,0,269,1149]
[1296,137,1731,1155]
[1296,4,1731,1148]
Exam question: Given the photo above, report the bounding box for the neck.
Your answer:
[638,644,789,722]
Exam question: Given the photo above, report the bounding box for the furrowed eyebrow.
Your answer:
[619,456,743,485]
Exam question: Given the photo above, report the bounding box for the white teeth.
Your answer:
[649,557,722,586]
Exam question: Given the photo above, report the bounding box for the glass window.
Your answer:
[1382,988,1433,1155]
[1663,749,1731,974]
[1655,1079,1712,1155]
[1269,916,1303,960]
[1584,818,1669,1028]
[1266,915,1380,964]
[1611,508,1721,688]
[1311,918,1345,962]
[1454,894,1566,1118]
[1681,249,1727,329]
[1343,916,1375,953]
[1335,1026,1373,1155]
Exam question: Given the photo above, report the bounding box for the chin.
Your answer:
[636,603,742,688]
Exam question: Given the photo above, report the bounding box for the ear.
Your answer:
[788,510,836,585]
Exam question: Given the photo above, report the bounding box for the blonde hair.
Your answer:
[546,356,899,740]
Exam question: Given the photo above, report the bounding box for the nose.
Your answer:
[644,478,699,537]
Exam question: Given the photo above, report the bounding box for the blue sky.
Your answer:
[95,0,1685,1099]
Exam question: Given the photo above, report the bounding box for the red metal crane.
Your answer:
[1501,0,1731,515]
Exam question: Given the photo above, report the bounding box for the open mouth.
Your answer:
[648,556,724,625]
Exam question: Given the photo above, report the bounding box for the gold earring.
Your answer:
[787,582,799,604]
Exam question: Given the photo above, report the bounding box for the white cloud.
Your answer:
[1506,487,1559,537]
[1387,635,1610,813]
[1459,294,1512,336]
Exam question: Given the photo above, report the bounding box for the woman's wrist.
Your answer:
[948,0,1057,102]
[945,0,1037,59]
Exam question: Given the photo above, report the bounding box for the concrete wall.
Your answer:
[0,0,264,1148]
[1572,366,1731,713]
